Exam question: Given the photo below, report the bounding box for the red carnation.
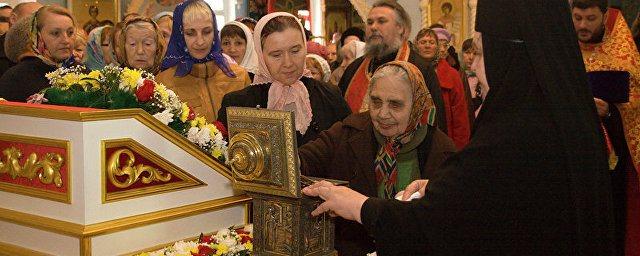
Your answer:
[200,234,214,243]
[239,234,252,244]
[135,79,155,102]
[188,106,196,120]
[192,244,214,256]
[213,121,228,138]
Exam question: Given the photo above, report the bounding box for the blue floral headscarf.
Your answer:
[160,0,235,78]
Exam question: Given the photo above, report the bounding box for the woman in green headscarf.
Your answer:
[298,60,456,255]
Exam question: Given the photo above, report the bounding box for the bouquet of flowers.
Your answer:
[38,65,228,162]
[136,225,253,256]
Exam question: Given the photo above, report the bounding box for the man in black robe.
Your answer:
[303,1,616,255]
[338,0,447,134]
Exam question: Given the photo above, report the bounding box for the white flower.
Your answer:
[215,228,231,239]
[187,127,200,143]
[220,236,238,248]
[196,127,212,147]
[153,109,174,125]
[171,240,198,254]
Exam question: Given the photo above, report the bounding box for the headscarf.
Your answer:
[223,21,259,74]
[253,12,313,135]
[160,0,235,78]
[29,7,75,68]
[432,27,452,42]
[153,11,173,22]
[306,53,331,82]
[85,26,115,70]
[342,40,366,62]
[372,60,436,199]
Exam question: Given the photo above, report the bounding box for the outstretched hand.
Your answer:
[302,180,369,224]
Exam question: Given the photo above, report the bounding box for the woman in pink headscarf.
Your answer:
[217,12,350,146]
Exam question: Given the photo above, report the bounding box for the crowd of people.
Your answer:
[0,0,639,255]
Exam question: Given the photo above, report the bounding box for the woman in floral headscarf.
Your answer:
[217,12,350,146]
[0,5,75,101]
[156,0,251,122]
[84,25,117,70]
[118,16,165,74]
[297,60,456,255]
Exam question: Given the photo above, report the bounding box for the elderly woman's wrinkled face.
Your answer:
[183,16,214,59]
[262,27,306,86]
[124,23,158,70]
[369,74,413,138]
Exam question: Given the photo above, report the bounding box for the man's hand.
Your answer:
[302,180,368,224]
[396,179,429,201]
[594,98,610,117]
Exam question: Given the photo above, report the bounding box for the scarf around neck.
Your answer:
[253,12,313,134]
[372,60,436,199]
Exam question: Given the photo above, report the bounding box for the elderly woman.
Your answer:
[218,12,350,146]
[85,25,117,70]
[220,21,259,80]
[118,16,165,74]
[298,61,456,255]
[0,6,75,101]
[329,40,365,86]
[305,53,330,83]
[415,28,470,149]
[157,0,250,122]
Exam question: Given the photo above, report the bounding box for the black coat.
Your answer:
[338,47,448,134]
[218,76,351,146]
[360,1,615,255]
[0,57,55,102]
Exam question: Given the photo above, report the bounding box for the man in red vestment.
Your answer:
[572,1,640,255]
[338,0,448,134]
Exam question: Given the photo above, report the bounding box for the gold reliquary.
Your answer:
[226,107,338,256]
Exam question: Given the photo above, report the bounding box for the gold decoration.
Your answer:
[0,106,232,179]
[0,147,64,187]
[106,148,172,188]
[227,107,301,198]
[227,132,269,181]
[102,139,206,202]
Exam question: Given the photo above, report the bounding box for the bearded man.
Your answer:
[338,0,447,133]
[573,1,640,255]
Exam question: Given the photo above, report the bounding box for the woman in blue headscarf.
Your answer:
[156,0,250,122]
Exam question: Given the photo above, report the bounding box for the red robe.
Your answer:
[436,59,470,149]
[580,8,640,256]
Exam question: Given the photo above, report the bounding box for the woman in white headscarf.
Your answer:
[329,40,366,86]
[218,12,350,146]
[220,21,259,80]
[305,53,331,83]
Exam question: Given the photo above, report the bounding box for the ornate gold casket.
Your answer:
[226,107,337,256]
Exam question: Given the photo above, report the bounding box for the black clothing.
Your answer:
[0,34,15,79]
[218,76,351,146]
[0,57,55,102]
[360,1,615,255]
[338,48,448,134]
[299,112,456,255]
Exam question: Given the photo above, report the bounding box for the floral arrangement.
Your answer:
[136,225,253,256]
[37,65,228,162]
